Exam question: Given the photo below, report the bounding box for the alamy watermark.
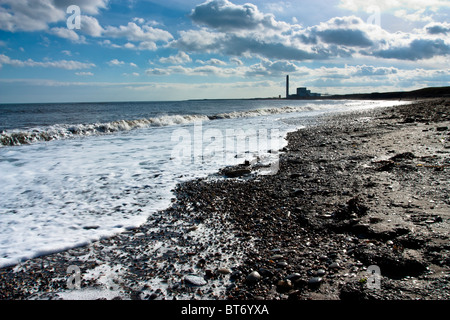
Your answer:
[66,5,81,30]
[67,265,81,289]
[366,265,381,289]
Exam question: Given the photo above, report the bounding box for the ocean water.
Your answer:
[0,99,407,268]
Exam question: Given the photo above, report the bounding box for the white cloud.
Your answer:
[108,59,125,66]
[190,0,289,33]
[80,15,104,37]
[103,22,173,43]
[230,57,243,66]
[49,27,86,43]
[137,41,158,51]
[75,71,94,76]
[394,9,434,23]
[172,1,450,63]
[197,58,228,66]
[0,54,95,70]
[159,51,192,64]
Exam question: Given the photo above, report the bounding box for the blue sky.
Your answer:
[0,0,449,103]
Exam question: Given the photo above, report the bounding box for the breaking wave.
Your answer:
[0,104,317,147]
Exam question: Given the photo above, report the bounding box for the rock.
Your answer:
[286,273,302,281]
[184,275,207,286]
[436,126,448,132]
[258,268,274,278]
[222,167,251,178]
[328,262,340,269]
[390,152,415,161]
[270,254,284,260]
[205,269,214,278]
[276,279,293,293]
[230,270,242,280]
[276,261,288,268]
[315,269,326,276]
[196,258,206,268]
[308,277,323,287]
[217,267,231,275]
[246,271,261,284]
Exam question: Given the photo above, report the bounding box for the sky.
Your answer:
[0,0,449,103]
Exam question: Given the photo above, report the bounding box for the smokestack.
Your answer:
[286,75,289,98]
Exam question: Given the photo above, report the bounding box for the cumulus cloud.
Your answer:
[190,0,285,32]
[175,1,450,63]
[80,15,104,37]
[353,65,398,76]
[230,57,243,66]
[103,22,173,43]
[197,58,228,66]
[49,27,85,42]
[372,38,450,61]
[159,51,192,64]
[425,22,450,35]
[108,59,125,66]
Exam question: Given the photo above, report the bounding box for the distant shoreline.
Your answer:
[191,86,450,102]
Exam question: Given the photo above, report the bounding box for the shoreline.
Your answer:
[1,98,449,300]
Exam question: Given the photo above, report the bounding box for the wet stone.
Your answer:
[308,277,323,287]
[184,275,207,286]
[246,271,261,284]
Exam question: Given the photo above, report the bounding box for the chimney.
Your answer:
[286,75,289,98]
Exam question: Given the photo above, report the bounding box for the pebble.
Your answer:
[270,254,284,260]
[184,275,207,286]
[246,271,261,283]
[258,268,274,278]
[277,279,293,292]
[329,262,340,269]
[308,277,323,286]
[286,273,302,281]
[217,267,231,275]
[276,261,288,268]
[316,269,326,276]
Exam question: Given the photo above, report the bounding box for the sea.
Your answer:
[0,99,408,268]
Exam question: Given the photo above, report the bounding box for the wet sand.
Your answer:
[1,98,449,300]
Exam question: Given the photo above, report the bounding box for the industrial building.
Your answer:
[286,75,321,99]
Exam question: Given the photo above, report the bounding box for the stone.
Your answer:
[308,277,323,287]
[258,268,274,278]
[276,261,288,268]
[270,254,284,260]
[286,273,302,281]
[184,275,207,286]
[328,262,340,269]
[217,267,231,275]
[222,167,251,178]
[246,271,261,283]
[316,269,326,276]
[276,279,293,292]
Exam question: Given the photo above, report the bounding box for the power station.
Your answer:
[286,75,321,99]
